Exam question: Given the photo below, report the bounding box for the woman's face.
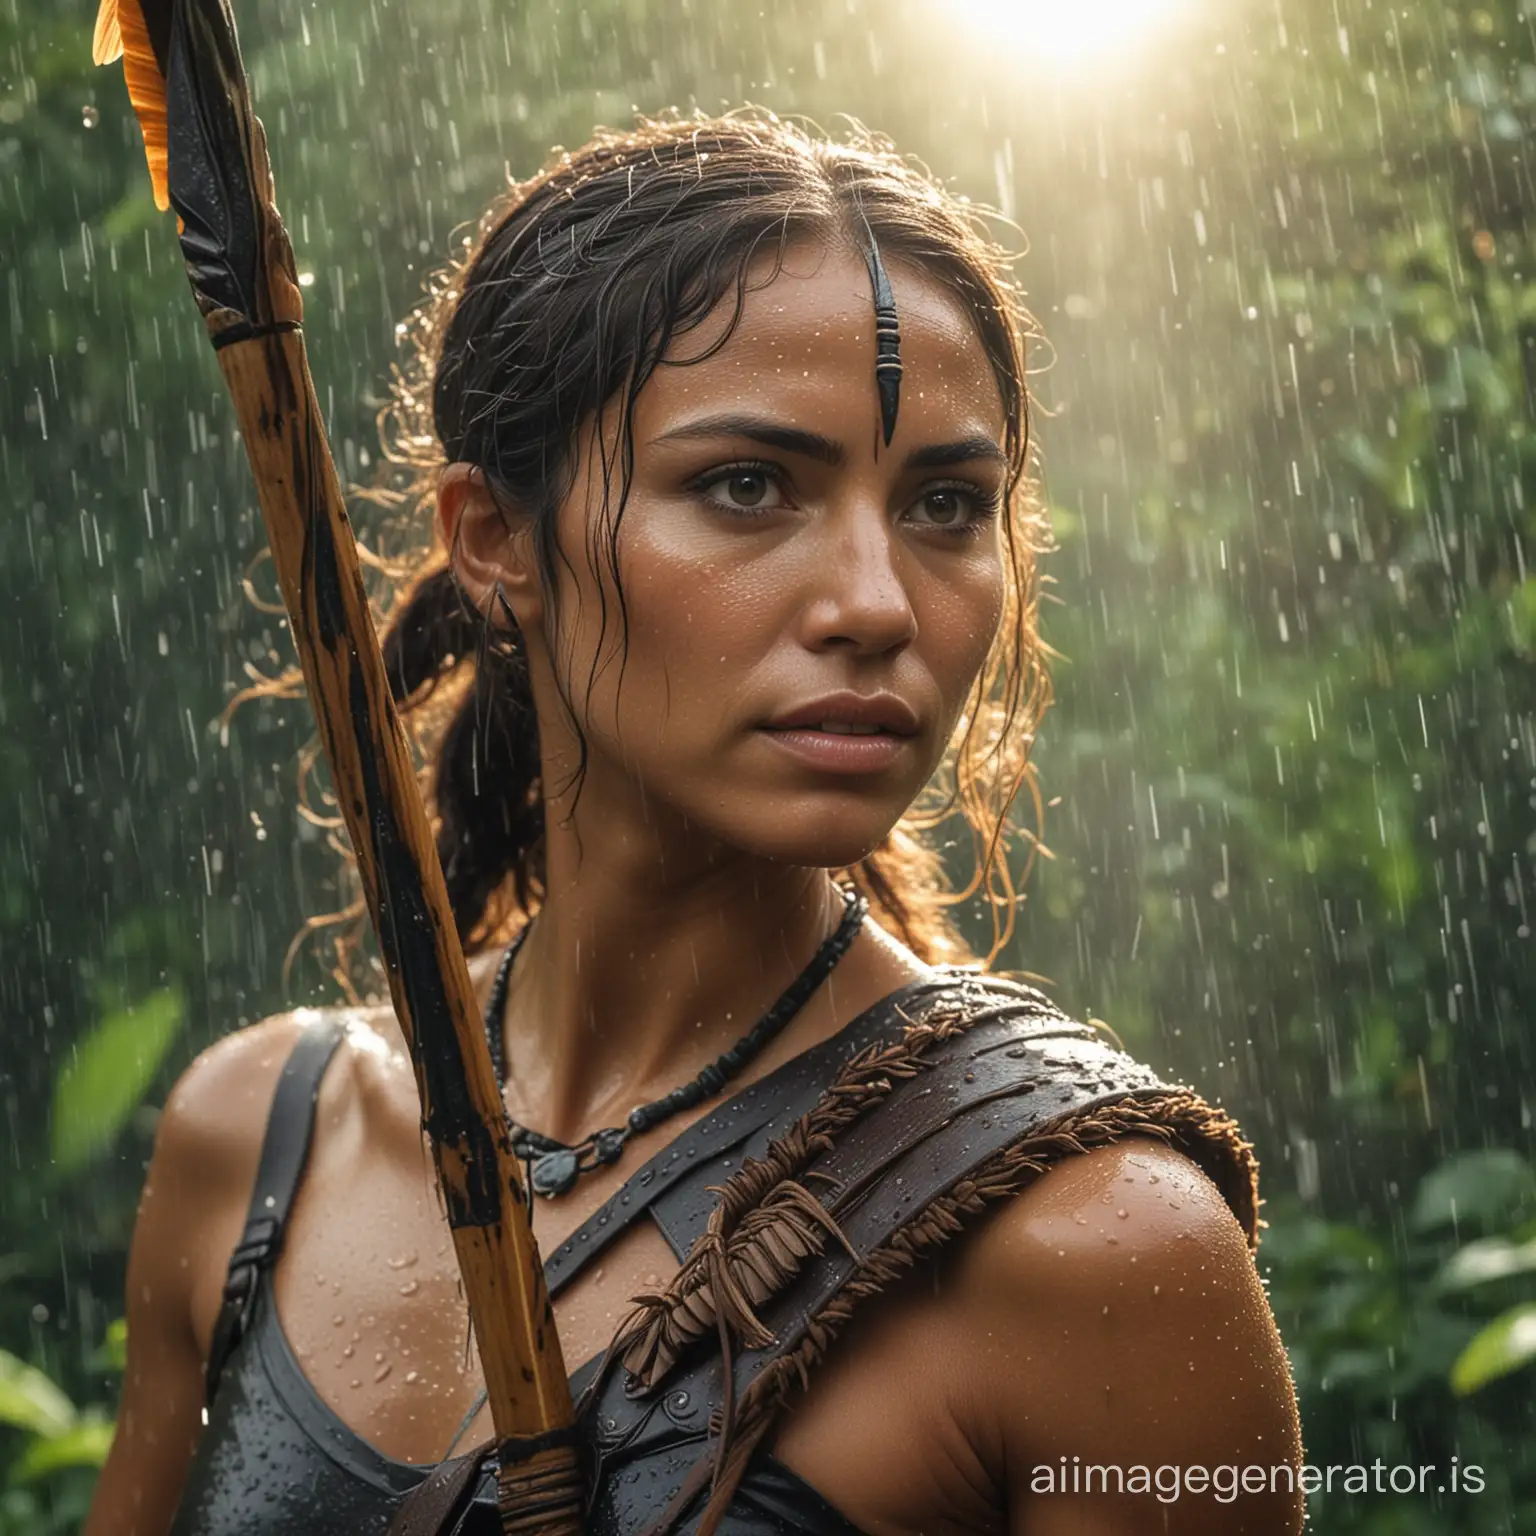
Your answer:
[444,237,1011,873]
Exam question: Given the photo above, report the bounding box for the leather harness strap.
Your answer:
[383,1444,495,1536]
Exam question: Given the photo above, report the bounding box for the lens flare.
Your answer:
[955,0,1188,61]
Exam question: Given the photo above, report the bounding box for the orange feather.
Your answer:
[92,0,170,212]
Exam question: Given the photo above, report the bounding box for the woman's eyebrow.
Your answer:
[904,436,1008,471]
[653,413,1006,471]
[654,415,844,464]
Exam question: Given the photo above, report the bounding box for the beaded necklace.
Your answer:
[483,884,868,1198]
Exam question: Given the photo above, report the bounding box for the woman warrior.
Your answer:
[86,112,1302,1536]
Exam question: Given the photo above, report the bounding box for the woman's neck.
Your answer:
[496,822,855,1143]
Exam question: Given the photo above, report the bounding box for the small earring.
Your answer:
[493,582,521,635]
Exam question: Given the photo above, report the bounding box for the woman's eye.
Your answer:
[907,486,995,531]
[701,467,785,513]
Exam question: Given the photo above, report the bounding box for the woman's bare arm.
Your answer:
[955,1139,1303,1536]
[84,1016,304,1536]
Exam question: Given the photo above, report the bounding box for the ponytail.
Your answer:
[379,564,546,947]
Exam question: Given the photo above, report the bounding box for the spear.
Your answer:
[90,3,582,1529]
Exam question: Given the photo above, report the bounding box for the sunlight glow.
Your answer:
[953,0,1189,61]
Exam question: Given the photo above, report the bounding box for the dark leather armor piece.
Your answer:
[168,965,1256,1536]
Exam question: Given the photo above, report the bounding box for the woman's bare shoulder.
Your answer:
[158,948,504,1180]
[153,1000,382,1199]
[952,1139,1303,1531]
[952,1138,1257,1312]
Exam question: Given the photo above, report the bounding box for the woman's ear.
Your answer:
[436,463,543,634]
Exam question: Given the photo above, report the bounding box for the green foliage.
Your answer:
[1452,1304,1536,1395]
[1266,1151,1536,1532]
[50,988,185,1174]
[1440,1236,1536,1291]
[0,1337,118,1536]
[1414,1154,1536,1235]
[0,1355,75,1440]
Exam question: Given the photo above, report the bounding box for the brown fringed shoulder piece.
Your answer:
[607,970,1259,1536]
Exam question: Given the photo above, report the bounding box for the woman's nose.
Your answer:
[794,503,918,656]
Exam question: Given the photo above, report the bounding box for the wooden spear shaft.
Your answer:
[217,326,582,1531]
[90,1,582,1526]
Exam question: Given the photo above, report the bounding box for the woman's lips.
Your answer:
[757,726,912,774]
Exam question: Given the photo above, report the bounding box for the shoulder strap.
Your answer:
[204,1015,348,1406]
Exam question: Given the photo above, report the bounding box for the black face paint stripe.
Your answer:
[858,214,903,448]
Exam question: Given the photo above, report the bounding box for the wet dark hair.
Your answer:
[233,109,1055,1001]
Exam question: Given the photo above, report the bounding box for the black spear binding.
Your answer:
[91,3,582,1529]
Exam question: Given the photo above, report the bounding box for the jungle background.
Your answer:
[2,0,1534,1528]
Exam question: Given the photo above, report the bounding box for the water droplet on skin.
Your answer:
[388,1253,420,1270]
[332,1314,345,1327]
[1117,1208,1130,1219]
[342,1345,355,1359]
[405,1370,420,1384]
[1153,1285,1161,1296]
[349,1379,362,1390]
[375,1362,393,1383]
[399,1278,421,1297]
[375,1352,386,1364]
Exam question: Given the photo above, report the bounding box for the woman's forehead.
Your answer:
[637,243,1006,448]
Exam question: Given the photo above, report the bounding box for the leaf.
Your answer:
[1450,1303,1536,1395]
[10,1416,114,1482]
[0,1352,75,1438]
[1410,1150,1536,1233]
[50,987,185,1173]
[90,1319,128,1375]
[1437,1236,1536,1293]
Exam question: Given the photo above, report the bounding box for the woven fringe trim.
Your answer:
[613,991,1043,1385]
